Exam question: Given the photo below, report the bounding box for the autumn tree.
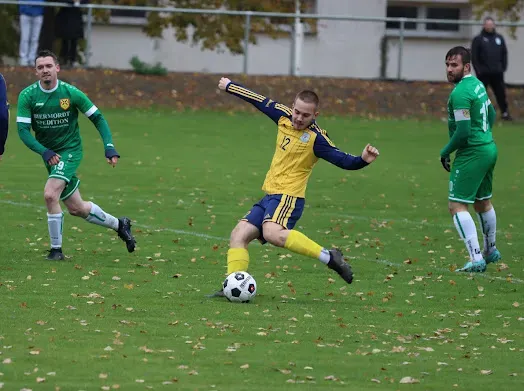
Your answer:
[470,0,524,37]
[470,0,524,22]
[0,0,312,63]
[93,0,314,54]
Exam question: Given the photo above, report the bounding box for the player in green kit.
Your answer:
[17,50,136,260]
[441,46,501,273]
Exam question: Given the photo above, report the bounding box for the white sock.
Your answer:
[453,211,483,262]
[319,248,331,264]
[477,208,497,254]
[47,212,64,249]
[85,202,119,230]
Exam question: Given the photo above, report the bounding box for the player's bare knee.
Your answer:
[448,201,467,216]
[230,222,251,247]
[474,199,492,213]
[43,189,60,205]
[67,205,83,217]
[66,200,89,217]
[262,224,286,247]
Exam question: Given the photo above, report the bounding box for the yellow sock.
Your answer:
[284,230,324,259]
[227,248,250,274]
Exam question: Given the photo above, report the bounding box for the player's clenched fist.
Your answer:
[218,77,231,91]
[361,144,380,163]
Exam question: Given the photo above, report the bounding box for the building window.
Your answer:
[385,2,468,37]
[109,0,148,18]
[386,6,418,30]
[426,7,460,31]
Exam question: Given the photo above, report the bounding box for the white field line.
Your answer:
[1,189,521,237]
[1,199,521,285]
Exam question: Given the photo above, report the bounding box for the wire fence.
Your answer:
[3,0,524,80]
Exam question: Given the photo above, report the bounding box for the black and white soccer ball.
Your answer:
[222,271,257,303]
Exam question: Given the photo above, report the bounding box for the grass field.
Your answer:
[0,109,523,391]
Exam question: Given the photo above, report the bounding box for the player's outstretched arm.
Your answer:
[71,86,120,167]
[218,77,291,124]
[313,132,379,170]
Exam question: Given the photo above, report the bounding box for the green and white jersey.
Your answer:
[447,74,494,149]
[17,80,100,152]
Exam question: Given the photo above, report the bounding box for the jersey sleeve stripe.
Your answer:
[453,109,471,121]
[85,105,98,117]
[228,85,265,102]
[275,103,292,115]
[17,116,31,123]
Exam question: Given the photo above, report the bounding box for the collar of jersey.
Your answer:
[38,80,60,94]
[457,74,473,84]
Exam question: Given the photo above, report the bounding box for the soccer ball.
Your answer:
[223,271,257,303]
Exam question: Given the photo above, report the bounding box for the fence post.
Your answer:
[290,0,301,76]
[243,11,252,74]
[290,21,296,75]
[397,17,405,80]
[85,5,93,68]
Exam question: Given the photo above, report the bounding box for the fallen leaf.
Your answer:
[240,364,249,369]
[480,369,493,375]
[399,376,420,384]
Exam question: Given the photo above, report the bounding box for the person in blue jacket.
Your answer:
[19,0,46,66]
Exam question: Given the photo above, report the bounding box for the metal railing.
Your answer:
[3,0,524,79]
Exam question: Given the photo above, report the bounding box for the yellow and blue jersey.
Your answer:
[0,73,8,155]
[226,81,368,198]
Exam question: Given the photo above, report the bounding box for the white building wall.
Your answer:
[87,0,524,83]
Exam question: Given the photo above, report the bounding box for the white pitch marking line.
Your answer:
[1,199,521,284]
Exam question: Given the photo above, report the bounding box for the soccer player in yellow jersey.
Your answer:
[210,77,380,297]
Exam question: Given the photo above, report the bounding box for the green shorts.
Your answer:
[449,144,498,204]
[45,148,83,201]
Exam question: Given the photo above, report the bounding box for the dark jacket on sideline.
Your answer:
[55,0,87,39]
[471,29,508,75]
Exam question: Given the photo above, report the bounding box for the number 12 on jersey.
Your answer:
[280,136,291,151]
